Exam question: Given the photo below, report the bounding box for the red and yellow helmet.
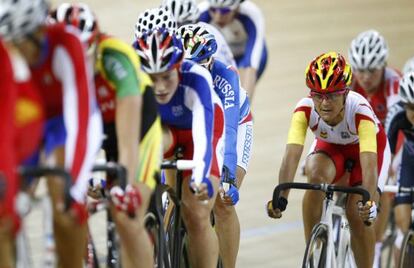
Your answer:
[305,52,352,93]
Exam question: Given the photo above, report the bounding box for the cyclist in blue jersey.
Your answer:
[198,0,267,101]
[178,23,253,268]
[384,72,414,262]
[134,7,226,267]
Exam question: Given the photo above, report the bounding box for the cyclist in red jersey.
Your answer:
[0,39,20,268]
[0,1,103,267]
[348,29,402,267]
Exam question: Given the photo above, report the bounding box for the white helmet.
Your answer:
[48,3,98,45]
[134,6,177,38]
[208,0,244,8]
[0,0,49,41]
[163,0,199,26]
[133,27,184,74]
[399,72,414,104]
[348,30,388,70]
[403,56,414,74]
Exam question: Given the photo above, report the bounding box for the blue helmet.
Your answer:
[133,27,183,74]
[177,24,217,63]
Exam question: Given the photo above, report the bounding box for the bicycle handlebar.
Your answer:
[18,166,72,210]
[92,162,127,189]
[160,160,196,170]
[272,182,370,211]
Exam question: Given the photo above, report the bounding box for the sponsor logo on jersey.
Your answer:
[341,132,351,139]
[242,124,253,164]
[320,130,328,139]
[172,105,184,117]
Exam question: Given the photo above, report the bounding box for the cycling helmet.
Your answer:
[305,52,352,93]
[403,56,414,74]
[399,72,414,104]
[163,0,199,26]
[48,3,99,46]
[133,27,183,74]
[135,6,177,38]
[177,24,217,63]
[208,0,244,9]
[348,30,388,70]
[0,0,49,41]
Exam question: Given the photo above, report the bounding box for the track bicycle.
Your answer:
[272,182,370,268]
[161,147,197,268]
[383,185,414,268]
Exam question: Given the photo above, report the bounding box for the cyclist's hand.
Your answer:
[190,177,214,201]
[357,200,377,223]
[88,178,106,199]
[220,183,239,205]
[266,197,288,219]
[110,185,142,217]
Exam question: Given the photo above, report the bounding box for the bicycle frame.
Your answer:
[272,182,369,268]
[311,191,355,268]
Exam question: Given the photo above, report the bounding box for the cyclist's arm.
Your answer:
[221,66,241,180]
[185,71,216,182]
[0,44,17,217]
[357,117,378,197]
[52,33,101,202]
[278,109,308,198]
[101,47,143,185]
[384,103,404,154]
[237,3,265,94]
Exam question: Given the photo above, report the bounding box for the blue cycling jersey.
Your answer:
[158,60,221,182]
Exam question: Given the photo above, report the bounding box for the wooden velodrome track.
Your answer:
[25,0,414,267]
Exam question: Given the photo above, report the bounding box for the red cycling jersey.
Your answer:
[29,24,102,203]
[352,67,401,124]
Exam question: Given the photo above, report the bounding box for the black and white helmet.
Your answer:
[0,0,49,41]
[399,72,414,104]
[163,0,199,26]
[208,0,244,8]
[134,6,177,38]
[348,30,388,70]
[403,56,414,74]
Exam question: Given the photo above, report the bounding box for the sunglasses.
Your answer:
[209,7,233,15]
[310,89,348,101]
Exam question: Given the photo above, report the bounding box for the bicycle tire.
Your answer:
[302,224,329,268]
[164,204,190,268]
[398,230,414,268]
[145,212,163,268]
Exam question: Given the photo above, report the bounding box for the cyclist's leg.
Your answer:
[182,175,220,268]
[106,111,162,267]
[213,120,252,268]
[303,140,339,241]
[46,147,88,268]
[46,113,102,268]
[392,144,414,263]
[111,183,153,268]
[346,136,389,267]
[214,193,239,268]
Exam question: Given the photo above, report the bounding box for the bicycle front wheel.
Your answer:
[303,224,329,268]
[399,230,414,268]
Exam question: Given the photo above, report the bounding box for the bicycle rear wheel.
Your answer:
[302,224,329,268]
[399,230,414,268]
